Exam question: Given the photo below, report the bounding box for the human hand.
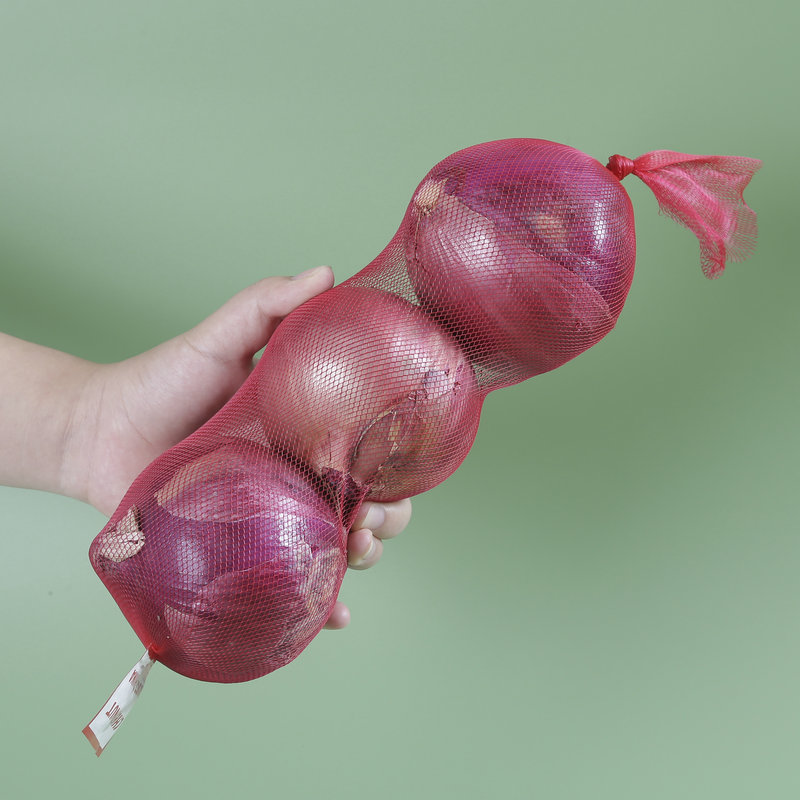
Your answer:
[324,496,411,629]
[59,266,412,628]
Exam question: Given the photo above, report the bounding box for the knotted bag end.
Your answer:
[607,150,762,278]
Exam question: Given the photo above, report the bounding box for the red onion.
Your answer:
[89,442,345,683]
[405,139,636,388]
[257,284,482,501]
[410,139,636,313]
[407,190,614,387]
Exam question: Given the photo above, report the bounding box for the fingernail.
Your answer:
[362,537,377,561]
[360,504,386,532]
[291,265,330,281]
[351,536,377,568]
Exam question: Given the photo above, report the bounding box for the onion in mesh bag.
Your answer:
[406,139,635,388]
[257,284,482,501]
[88,137,760,697]
[90,442,345,682]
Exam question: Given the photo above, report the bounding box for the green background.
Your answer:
[1,1,796,798]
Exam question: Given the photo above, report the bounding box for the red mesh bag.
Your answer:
[89,139,760,685]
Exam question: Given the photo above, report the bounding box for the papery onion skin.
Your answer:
[405,139,636,389]
[89,442,345,683]
[411,138,636,315]
[257,284,483,501]
[407,192,616,388]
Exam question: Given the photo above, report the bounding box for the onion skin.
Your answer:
[89,443,345,683]
[405,139,636,388]
[407,192,616,387]
[257,284,482,501]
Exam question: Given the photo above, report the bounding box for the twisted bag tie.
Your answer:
[606,154,636,180]
[606,150,761,277]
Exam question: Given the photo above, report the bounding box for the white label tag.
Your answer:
[82,651,155,756]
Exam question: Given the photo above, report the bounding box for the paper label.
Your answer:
[82,651,155,756]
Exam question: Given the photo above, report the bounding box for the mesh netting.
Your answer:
[89,138,760,683]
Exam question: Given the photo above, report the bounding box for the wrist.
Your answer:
[56,359,110,506]
[0,333,102,500]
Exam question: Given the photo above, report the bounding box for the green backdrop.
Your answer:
[1,1,796,798]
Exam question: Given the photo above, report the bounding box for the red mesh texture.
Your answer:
[89,138,760,683]
[606,151,761,277]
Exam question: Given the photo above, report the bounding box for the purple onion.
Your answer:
[256,285,482,501]
[89,442,346,682]
[407,188,616,388]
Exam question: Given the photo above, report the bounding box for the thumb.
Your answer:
[184,266,334,365]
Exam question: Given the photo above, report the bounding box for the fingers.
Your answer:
[183,267,335,365]
[347,498,412,570]
[347,528,384,570]
[323,600,351,630]
[327,499,414,630]
[350,497,412,540]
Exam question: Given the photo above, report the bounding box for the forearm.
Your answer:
[0,332,99,498]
